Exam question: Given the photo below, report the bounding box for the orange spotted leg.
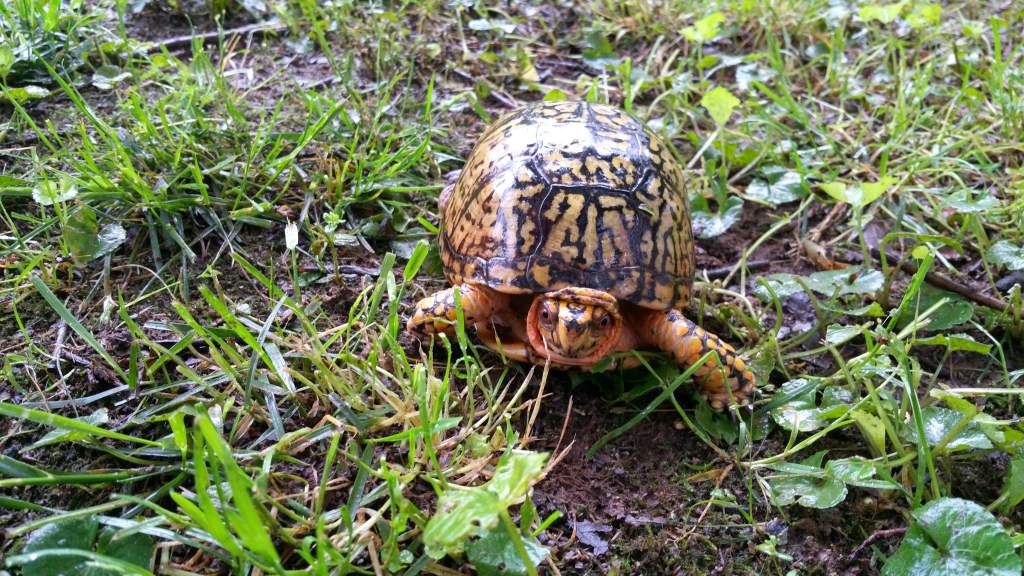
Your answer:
[641,310,756,411]
[406,284,507,337]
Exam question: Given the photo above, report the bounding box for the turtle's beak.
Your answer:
[553,303,597,356]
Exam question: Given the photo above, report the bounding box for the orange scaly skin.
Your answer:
[639,309,756,410]
[407,284,507,336]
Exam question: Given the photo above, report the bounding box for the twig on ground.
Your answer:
[702,259,772,280]
[848,527,907,560]
[807,203,848,244]
[865,247,1022,319]
[147,21,287,53]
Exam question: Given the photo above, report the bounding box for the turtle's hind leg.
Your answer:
[407,284,507,337]
[641,309,756,410]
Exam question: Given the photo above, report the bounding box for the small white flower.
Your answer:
[285,221,299,251]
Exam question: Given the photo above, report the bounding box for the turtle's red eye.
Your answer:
[538,302,556,327]
[598,314,611,329]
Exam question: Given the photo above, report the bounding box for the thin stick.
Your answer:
[848,527,907,560]
[702,259,771,280]
[146,22,287,53]
[860,247,1022,319]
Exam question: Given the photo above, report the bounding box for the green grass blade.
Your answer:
[0,402,160,447]
[31,276,128,382]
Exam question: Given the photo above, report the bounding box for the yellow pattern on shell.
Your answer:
[440,101,695,310]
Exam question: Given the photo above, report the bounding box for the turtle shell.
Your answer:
[440,101,695,310]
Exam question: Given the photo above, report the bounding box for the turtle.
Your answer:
[407,101,755,410]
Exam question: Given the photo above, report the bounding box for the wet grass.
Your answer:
[2,1,1024,574]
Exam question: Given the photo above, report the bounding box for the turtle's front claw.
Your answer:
[405,284,505,340]
[643,309,756,411]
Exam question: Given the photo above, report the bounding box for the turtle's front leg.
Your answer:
[641,310,755,410]
[407,284,507,337]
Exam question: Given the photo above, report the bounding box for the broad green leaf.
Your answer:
[897,285,974,331]
[467,528,549,576]
[908,407,992,451]
[488,451,549,504]
[906,3,941,28]
[582,31,617,69]
[423,489,500,558]
[825,324,862,346]
[423,450,548,559]
[769,474,847,508]
[768,452,847,509]
[914,333,991,354]
[87,527,155,576]
[691,196,743,239]
[65,204,101,262]
[819,178,895,207]
[805,267,884,296]
[883,498,1020,576]
[543,88,567,101]
[998,450,1024,513]
[745,166,807,206]
[682,12,726,43]
[930,389,978,416]
[769,454,897,510]
[695,398,739,443]
[92,65,132,90]
[987,241,1024,271]
[21,517,99,575]
[759,378,821,414]
[97,223,127,257]
[858,1,907,24]
[0,46,13,78]
[754,267,884,300]
[857,177,897,205]
[819,182,848,203]
[2,85,49,102]
[826,457,898,490]
[842,302,886,317]
[700,86,740,126]
[770,381,849,432]
[944,190,999,213]
[33,177,79,206]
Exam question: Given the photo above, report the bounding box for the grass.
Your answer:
[2,0,1024,574]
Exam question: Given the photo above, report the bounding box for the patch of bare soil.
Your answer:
[526,382,901,576]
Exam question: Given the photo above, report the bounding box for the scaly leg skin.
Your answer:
[406,284,506,337]
[641,309,756,411]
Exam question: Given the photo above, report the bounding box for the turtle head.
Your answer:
[527,287,622,366]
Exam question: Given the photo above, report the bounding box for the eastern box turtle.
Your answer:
[407,101,755,409]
